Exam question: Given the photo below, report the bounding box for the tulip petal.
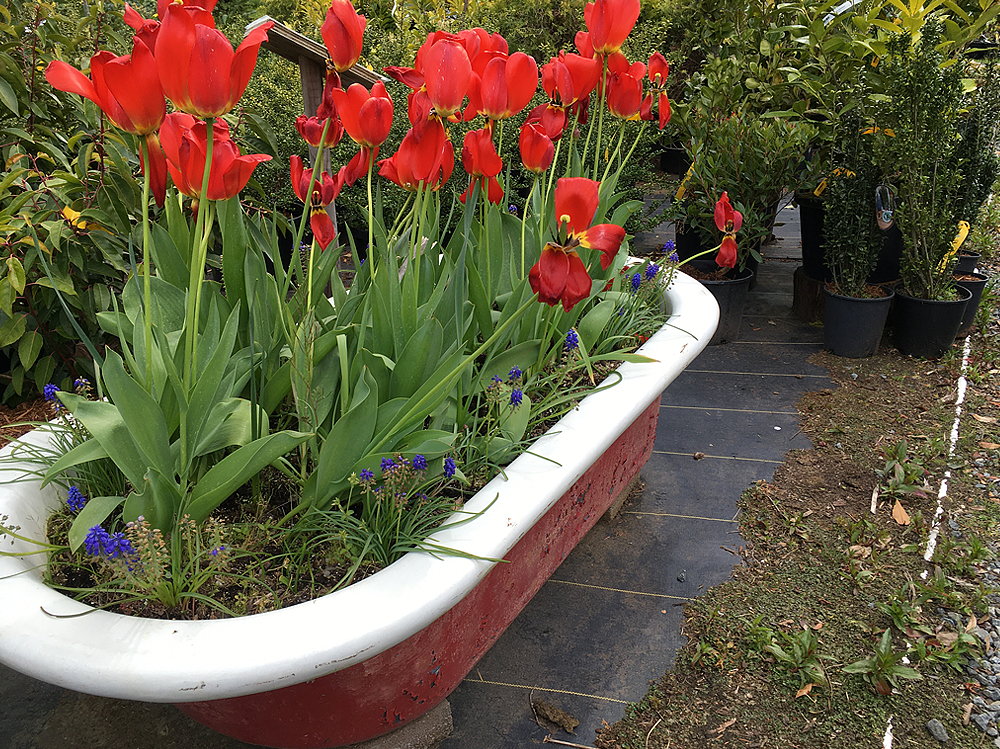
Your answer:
[577,223,626,269]
[45,60,100,106]
[716,235,737,269]
[310,209,337,250]
[103,41,165,135]
[561,251,593,311]
[555,177,600,236]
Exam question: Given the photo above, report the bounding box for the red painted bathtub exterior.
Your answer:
[177,397,661,748]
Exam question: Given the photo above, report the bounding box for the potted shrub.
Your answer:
[820,106,895,358]
[0,1,719,747]
[951,55,999,331]
[872,20,973,358]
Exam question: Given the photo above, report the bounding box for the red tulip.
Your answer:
[459,127,503,204]
[606,66,645,119]
[331,81,393,149]
[321,0,366,73]
[713,192,742,269]
[295,73,345,148]
[525,103,567,142]
[541,52,601,109]
[584,0,641,55]
[471,53,538,121]
[159,113,270,201]
[529,177,626,311]
[519,122,554,174]
[330,81,393,186]
[291,155,343,249]
[45,40,165,136]
[423,39,472,119]
[647,52,672,129]
[155,4,273,118]
[378,119,453,192]
[648,52,669,88]
[124,4,162,49]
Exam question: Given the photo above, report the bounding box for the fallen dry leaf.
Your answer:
[979,441,1000,450]
[713,718,737,735]
[937,631,959,647]
[973,414,999,424]
[892,500,911,525]
[849,544,872,559]
[966,613,978,633]
[795,684,813,699]
[963,703,973,726]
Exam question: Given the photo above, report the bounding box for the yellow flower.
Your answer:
[61,206,110,234]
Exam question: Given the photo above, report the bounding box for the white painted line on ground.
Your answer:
[888,336,972,749]
[922,335,972,568]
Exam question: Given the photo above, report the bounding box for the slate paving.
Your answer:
[0,201,836,748]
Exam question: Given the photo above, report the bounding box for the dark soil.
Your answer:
[596,265,1000,748]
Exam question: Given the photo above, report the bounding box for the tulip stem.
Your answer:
[185,118,216,390]
[599,123,627,188]
[520,176,538,276]
[594,56,608,183]
[366,150,374,267]
[139,136,153,393]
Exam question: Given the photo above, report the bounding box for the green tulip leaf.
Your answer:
[186,430,311,524]
[68,495,127,552]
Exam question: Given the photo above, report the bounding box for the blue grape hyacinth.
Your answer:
[66,486,87,512]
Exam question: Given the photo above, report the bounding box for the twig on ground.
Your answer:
[541,737,599,748]
[645,717,663,749]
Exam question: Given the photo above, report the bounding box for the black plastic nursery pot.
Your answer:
[798,193,832,282]
[823,287,894,358]
[797,194,903,284]
[659,146,691,176]
[700,267,755,345]
[892,286,973,359]
[955,251,982,274]
[953,272,989,337]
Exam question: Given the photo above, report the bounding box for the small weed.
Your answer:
[877,439,930,501]
[874,585,929,634]
[844,629,923,695]
[917,567,969,612]
[764,625,833,690]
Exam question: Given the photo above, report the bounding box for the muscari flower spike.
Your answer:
[508,365,522,382]
[662,239,675,254]
[103,531,135,560]
[565,328,580,351]
[359,468,374,483]
[510,388,523,408]
[631,272,642,292]
[43,383,60,402]
[443,457,456,478]
[381,457,395,473]
[412,454,428,471]
[84,525,111,556]
[67,486,87,512]
[645,263,659,280]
